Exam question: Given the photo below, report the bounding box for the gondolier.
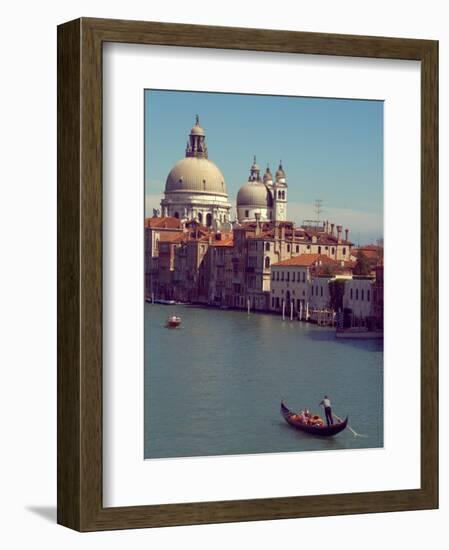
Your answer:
[319,395,334,426]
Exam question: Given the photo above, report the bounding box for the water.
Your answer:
[144,303,383,459]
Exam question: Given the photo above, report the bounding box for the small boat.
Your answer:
[155,299,176,305]
[280,402,348,437]
[165,315,181,328]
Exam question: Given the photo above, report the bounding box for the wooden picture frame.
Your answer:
[57,17,438,531]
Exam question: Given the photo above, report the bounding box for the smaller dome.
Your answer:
[263,167,273,182]
[237,181,270,207]
[190,114,205,136]
[190,124,205,136]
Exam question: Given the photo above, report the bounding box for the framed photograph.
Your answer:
[57,17,438,531]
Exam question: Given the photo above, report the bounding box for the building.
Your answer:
[342,276,375,326]
[160,116,232,228]
[236,158,287,223]
[144,216,183,299]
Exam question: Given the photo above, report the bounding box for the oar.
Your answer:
[333,413,367,438]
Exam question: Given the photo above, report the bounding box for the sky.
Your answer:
[145,89,383,245]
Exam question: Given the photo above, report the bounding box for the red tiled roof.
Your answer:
[145,216,182,229]
[158,231,185,243]
[211,237,234,247]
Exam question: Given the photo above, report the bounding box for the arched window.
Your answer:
[282,190,285,200]
[198,212,203,224]
[206,213,212,227]
[265,242,270,251]
[265,257,270,269]
[174,212,179,219]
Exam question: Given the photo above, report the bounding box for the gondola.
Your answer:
[280,402,348,436]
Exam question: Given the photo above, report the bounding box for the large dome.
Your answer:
[165,157,227,196]
[237,181,271,207]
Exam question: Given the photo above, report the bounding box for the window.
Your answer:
[331,247,335,255]
[276,272,280,281]
[356,289,359,300]
[286,272,290,281]
[292,272,295,282]
[296,245,299,253]
[198,212,203,224]
[265,242,270,251]
[302,272,305,282]
[206,213,212,227]
[272,297,275,308]
[174,211,179,219]
[318,246,321,254]
[311,286,314,296]
[245,210,249,218]
[265,257,270,269]
[272,271,275,281]
[307,245,310,250]
[367,289,371,301]
[350,288,353,299]
[281,272,284,281]
[343,247,346,256]
[321,286,323,297]
[361,289,364,301]
[287,244,291,252]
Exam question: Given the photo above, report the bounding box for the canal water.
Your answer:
[144,303,383,459]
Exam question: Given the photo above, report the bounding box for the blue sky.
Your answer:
[145,90,383,245]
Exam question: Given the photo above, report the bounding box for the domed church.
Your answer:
[160,116,231,228]
[236,157,288,223]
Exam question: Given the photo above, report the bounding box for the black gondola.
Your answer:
[280,402,348,437]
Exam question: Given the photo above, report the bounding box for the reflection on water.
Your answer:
[144,303,383,459]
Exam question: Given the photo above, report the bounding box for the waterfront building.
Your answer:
[160,116,232,228]
[270,254,338,317]
[342,276,375,325]
[144,216,183,299]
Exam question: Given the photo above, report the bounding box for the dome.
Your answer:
[165,157,227,196]
[276,162,286,179]
[237,181,270,207]
[190,124,205,136]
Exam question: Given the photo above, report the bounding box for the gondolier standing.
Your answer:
[319,395,334,426]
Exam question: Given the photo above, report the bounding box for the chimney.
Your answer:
[337,225,343,243]
[330,223,335,236]
[255,212,261,236]
[345,228,349,241]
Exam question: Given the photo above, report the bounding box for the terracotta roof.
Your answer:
[272,254,338,267]
[158,231,185,243]
[211,237,234,247]
[352,245,383,259]
[145,216,182,229]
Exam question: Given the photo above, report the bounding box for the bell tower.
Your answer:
[273,161,287,222]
